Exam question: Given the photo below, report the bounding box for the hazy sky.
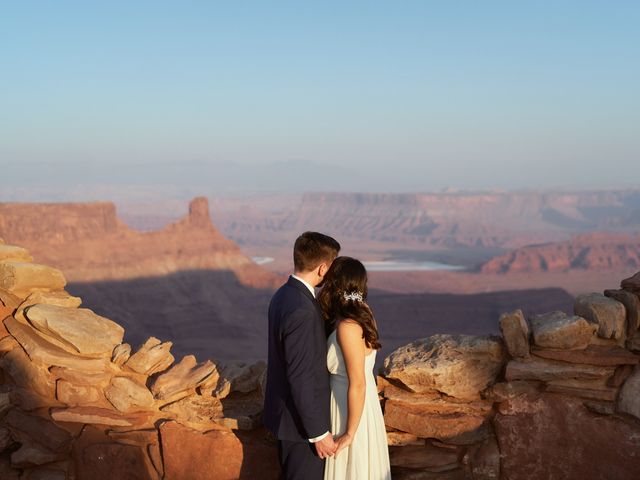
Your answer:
[2,1,639,192]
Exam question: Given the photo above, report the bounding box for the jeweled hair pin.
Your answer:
[343,291,364,302]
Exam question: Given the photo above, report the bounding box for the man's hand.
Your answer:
[314,434,337,459]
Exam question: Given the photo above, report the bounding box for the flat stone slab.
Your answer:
[531,344,640,366]
[0,245,33,263]
[530,311,596,350]
[0,262,66,298]
[25,304,124,356]
[382,334,506,401]
[0,346,55,398]
[125,337,174,375]
[4,316,111,371]
[574,293,626,340]
[50,407,151,427]
[105,376,155,413]
[15,290,82,324]
[505,358,615,382]
[151,355,217,402]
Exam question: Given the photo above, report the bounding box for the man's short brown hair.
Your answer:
[293,232,341,273]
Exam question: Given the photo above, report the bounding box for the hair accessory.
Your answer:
[343,291,364,302]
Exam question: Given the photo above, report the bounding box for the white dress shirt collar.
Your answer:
[291,274,316,298]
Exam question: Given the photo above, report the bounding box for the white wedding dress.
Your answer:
[324,329,391,480]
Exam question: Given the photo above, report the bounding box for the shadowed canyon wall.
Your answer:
[0,237,639,478]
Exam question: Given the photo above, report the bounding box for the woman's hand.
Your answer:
[334,432,354,455]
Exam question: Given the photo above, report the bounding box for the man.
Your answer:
[264,231,341,480]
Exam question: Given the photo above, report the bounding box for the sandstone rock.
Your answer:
[467,436,500,480]
[0,346,55,397]
[604,288,640,335]
[389,443,461,470]
[387,432,423,447]
[124,337,174,375]
[384,399,486,441]
[626,331,640,353]
[383,383,493,416]
[51,407,151,427]
[50,367,112,386]
[159,421,279,480]
[160,393,223,429]
[4,409,72,453]
[0,262,66,298]
[621,271,640,295]
[217,389,265,431]
[56,380,103,406]
[0,245,32,263]
[544,383,617,401]
[24,304,124,356]
[494,392,640,480]
[73,425,159,480]
[0,334,18,353]
[529,311,596,350]
[505,358,615,382]
[486,380,542,402]
[0,384,62,412]
[0,458,20,480]
[151,355,217,403]
[618,365,640,420]
[0,288,22,309]
[106,428,163,477]
[20,468,66,480]
[499,309,530,359]
[111,343,131,366]
[382,335,506,400]
[608,364,635,387]
[531,344,639,366]
[3,316,110,370]
[11,442,64,467]
[584,400,616,415]
[574,293,626,340]
[105,376,155,413]
[0,426,12,452]
[391,467,466,480]
[14,290,82,324]
[217,361,266,395]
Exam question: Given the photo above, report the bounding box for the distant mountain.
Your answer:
[480,233,640,274]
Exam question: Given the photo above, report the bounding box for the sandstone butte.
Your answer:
[0,239,640,478]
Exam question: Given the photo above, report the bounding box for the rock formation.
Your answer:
[0,238,639,479]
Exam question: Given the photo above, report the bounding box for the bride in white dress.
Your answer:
[317,257,391,480]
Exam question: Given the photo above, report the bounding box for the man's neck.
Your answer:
[292,271,317,288]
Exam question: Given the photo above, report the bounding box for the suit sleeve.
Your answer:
[281,308,327,439]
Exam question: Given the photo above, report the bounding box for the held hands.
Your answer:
[333,432,353,455]
[314,434,337,459]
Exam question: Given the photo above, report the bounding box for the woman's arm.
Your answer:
[334,319,367,454]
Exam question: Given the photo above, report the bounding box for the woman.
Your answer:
[318,256,391,480]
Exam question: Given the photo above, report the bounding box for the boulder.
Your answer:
[531,344,639,366]
[160,393,223,430]
[124,337,174,375]
[24,304,124,356]
[151,355,217,403]
[574,293,626,340]
[159,421,279,480]
[499,309,530,359]
[111,343,131,366]
[3,316,110,371]
[529,311,596,350]
[621,271,640,295]
[505,358,615,382]
[105,376,155,413]
[387,432,423,447]
[618,365,640,421]
[56,380,103,406]
[486,380,542,402]
[494,392,640,480]
[0,262,66,298]
[382,383,493,416]
[382,335,506,400]
[467,436,500,480]
[604,289,640,335]
[0,346,55,397]
[14,290,82,324]
[0,245,32,263]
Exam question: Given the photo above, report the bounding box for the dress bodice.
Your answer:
[326,329,377,380]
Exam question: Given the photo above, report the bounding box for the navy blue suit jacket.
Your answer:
[263,276,331,442]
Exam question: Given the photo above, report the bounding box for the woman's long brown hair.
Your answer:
[317,256,382,350]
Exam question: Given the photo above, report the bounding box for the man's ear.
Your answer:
[318,262,328,278]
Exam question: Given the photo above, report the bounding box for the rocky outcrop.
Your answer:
[0,241,277,479]
[0,197,277,288]
[481,232,640,274]
[1,239,640,479]
[378,270,640,479]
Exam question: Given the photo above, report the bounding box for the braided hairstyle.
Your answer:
[317,256,381,350]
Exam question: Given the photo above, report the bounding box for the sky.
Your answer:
[1,1,639,194]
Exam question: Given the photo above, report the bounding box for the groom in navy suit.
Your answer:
[264,231,341,480]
